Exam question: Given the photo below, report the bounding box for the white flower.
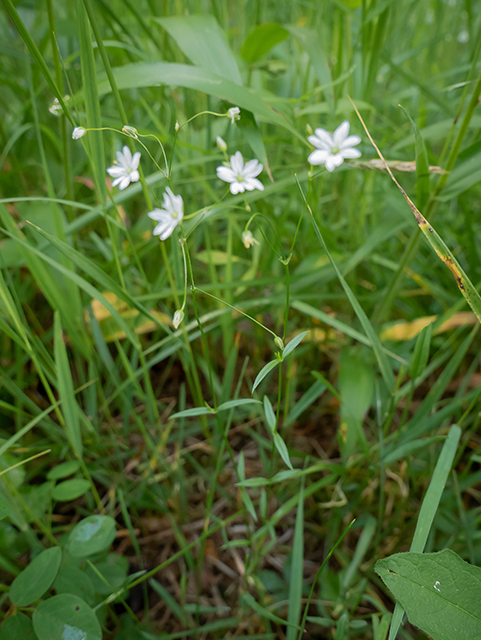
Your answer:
[172,309,184,329]
[227,107,241,124]
[49,95,70,116]
[242,230,259,249]
[175,122,180,131]
[106,146,141,190]
[216,136,227,152]
[72,127,86,140]
[308,121,361,172]
[148,188,184,241]
[216,151,264,195]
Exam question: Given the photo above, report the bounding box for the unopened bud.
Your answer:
[172,309,184,329]
[175,121,180,132]
[122,125,138,138]
[226,106,241,124]
[274,336,284,351]
[72,127,86,140]
[216,136,227,152]
[306,123,313,136]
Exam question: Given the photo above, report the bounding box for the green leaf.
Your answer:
[409,321,433,379]
[241,23,289,64]
[283,330,310,358]
[439,146,481,200]
[253,359,279,392]
[339,349,373,458]
[54,565,95,605]
[0,612,37,640]
[54,313,82,457]
[10,547,62,607]
[86,554,128,595]
[52,479,91,502]
[170,407,216,419]
[285,379,326,426]
[273,433,293,470]
[68,515,116,558]
[287,479,304,640]
[92,63,304,141]
[33,594,101,640]
[0,494,11,521]
[263,395,277,433]
[376,549,481,640]
[47,461,81,481]
[399,105,430,211]
[216,398,262,412]
[156,15,242,84]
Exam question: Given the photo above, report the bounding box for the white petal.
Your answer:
[148,208,164,221]
[308,134,330,151]
[159,221,177,241]
[340,148,362,159]
[217,166,235,183]
[111,176,123,187]
[308,149,329,165]
[230,151,244,174]
[230,181,245,194]
[118,176,131,190]
[244,178,264,191]
[325,154,345,172]
[314,128,334,147]
[106,166,125,178]
[129,170,140,183]
[340,135,361,149]
[244,159,263,178]
[131,151,141,169]
[333,121,350,146]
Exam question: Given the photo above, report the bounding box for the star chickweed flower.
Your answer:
[148,188,184,241]
[226,106,241,124]
[242,230,259,249]
[308,121,361,172]
[72,127,86,140]
[172,309,184,329]
[106,146,141,190]
[216,151,264,195]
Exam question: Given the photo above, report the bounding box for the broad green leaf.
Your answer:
[92,63,304,141]
[52,479,90,502]
[253,359,279,392]
[0,494,11,521]
[54,313,82,457]
[10,547,62,606]
[0,612,37,640]
[68,515,116,558]
[33,594,101,640]
[54,565,95,605]
[156,15,242,84]
[241,23,289,63]
[273,433,293,470]
[170,407,215,419]
[376,549,481,640]
[47,461,81,481]
[283,330,310,358]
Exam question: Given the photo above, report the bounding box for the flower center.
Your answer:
[236,173,245,183]
[331,145,340,154]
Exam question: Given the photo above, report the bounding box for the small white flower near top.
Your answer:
[242,230,259,249]
[72,127,86,140]
[217,151,264,195]
[148,188,184,241]
[106,146,141,190]
[226,106,241,124]
[308,121,361,172]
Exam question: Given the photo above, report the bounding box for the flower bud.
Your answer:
[175,121,180,132]
[242,230,259,249]
[72,127,86,140]
[274,336,284,351]
[216,136,227,152]
[122,125,138,138]
[306,123,313,136]
[172,309,184,329]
